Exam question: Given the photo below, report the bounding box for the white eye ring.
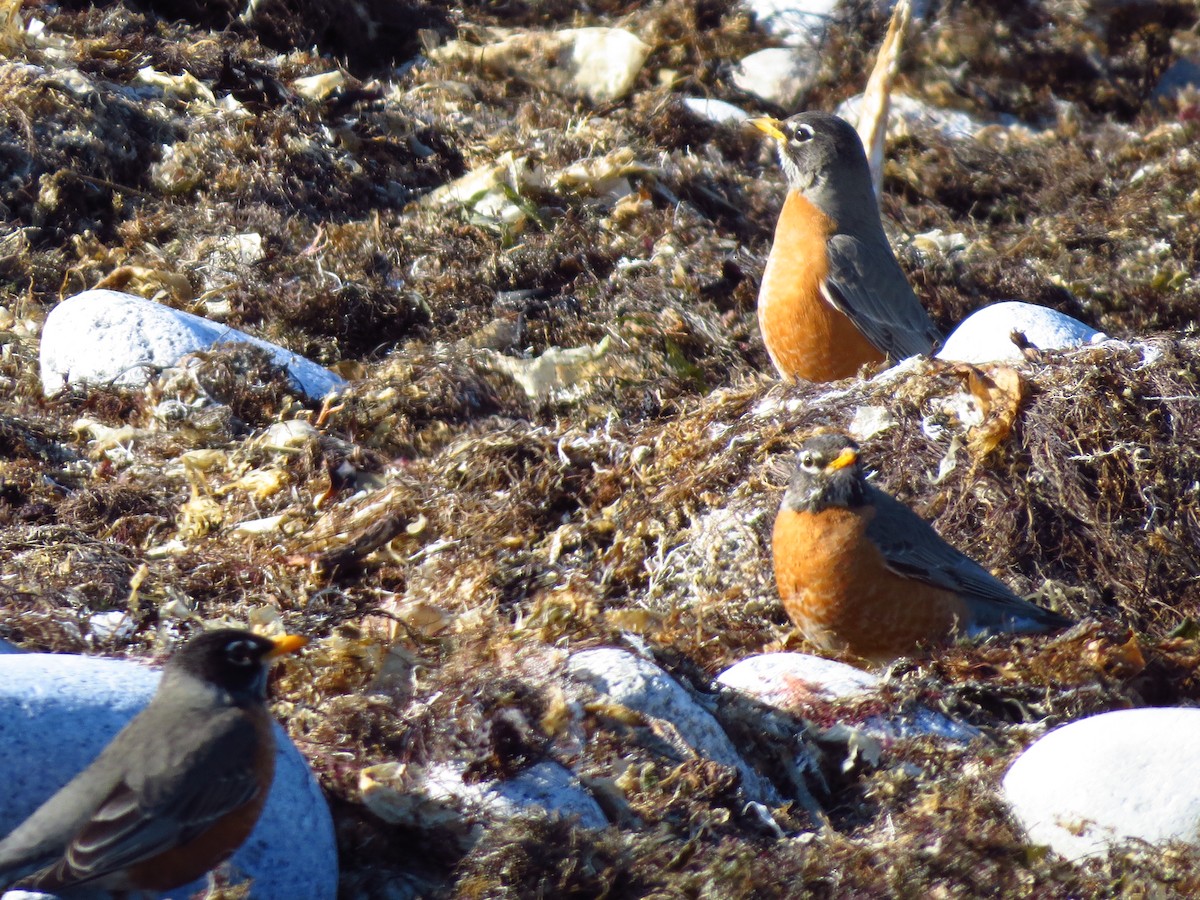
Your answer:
[225,640,257,665]
[791,123,815,142]
[800,452,816,469]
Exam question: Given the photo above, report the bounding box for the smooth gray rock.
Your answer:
[38,289,346,402]
[0,653,336,899]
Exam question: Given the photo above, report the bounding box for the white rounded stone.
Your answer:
[681,97,750,126]
[39,290,346,402]
[261,419,320,450]
[742,0,839,45]
[0,653,337,899]
[937,301,1107,364]
[732,47,819,112]
[718,652,880,705]
[556,27,650,104]
[717,653,978,742]
[1003,708,1200,860]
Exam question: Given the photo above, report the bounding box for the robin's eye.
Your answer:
[800,452,815,469]
[224,639,257,665]
[791,123,815,143]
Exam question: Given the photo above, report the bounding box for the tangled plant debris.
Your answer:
[1,0,1200,895]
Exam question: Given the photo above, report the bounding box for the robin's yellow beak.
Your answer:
[826,448,858,471]
[266,633,308,660]
[750,116,787,143]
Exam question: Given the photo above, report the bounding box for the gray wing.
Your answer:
[825,233,942,360]
[864,486,1070,633]
[15,712,263,892]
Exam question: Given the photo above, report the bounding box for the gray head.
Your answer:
[780,432,868,514]
[164,628,307,705]
[751,111,877,227]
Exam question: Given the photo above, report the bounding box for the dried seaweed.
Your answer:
[2,0,1200,896]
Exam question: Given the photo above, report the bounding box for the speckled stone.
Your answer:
[38,289,346,402]
[0,653,337,899]
[425,760,607,828]
[568,648,780,804]
[718,653,979,742]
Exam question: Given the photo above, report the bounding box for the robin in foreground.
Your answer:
[0,628,307,896]
[773,433,1070,664]
[751,111,941,382]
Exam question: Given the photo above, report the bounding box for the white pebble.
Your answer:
[85,610,135,642]
[742,0,838,45]
[680,96,750,126]
[261,419,320,451]
[359,759,606,836]
[718,652,880,703]
[426,760,606,828]
[732,47,819,111]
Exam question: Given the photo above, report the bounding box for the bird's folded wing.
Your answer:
[29,718,261,890]
[824,233,941,359]
[867,488,1070,631]
[865,488,1022,605]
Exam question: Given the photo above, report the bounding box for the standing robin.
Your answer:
[0,628,307,896]
[773,433,1070,664]
[751,111,941,382]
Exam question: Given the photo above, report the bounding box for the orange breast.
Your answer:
[759,192,884,382]
[772,505,970,664]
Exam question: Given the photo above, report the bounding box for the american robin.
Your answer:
[751,111,941,382]
[773,433,1070,664]
[0,628,307,896]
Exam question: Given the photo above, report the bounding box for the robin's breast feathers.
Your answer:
[759,192,884,381]
[773,505,970,661]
